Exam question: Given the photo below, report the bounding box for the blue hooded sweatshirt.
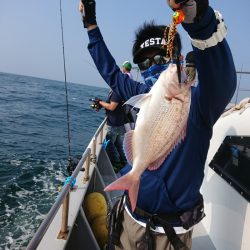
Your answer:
[86,7,236,225]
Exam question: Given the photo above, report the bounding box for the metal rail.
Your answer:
[26,148,90,250]
[26,117,107,250]
[93,117,107,139]
[235,71,250,104]
[236,71,250,75]
[91,117,108,165]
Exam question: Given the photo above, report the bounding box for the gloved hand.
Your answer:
[167,0,208,23]
[80,0,97,28]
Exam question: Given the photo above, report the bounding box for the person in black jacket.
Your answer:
[99,90,128,172]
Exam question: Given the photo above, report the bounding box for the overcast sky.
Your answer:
[0,0,249,88]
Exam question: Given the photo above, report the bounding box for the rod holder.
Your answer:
[91,138,97,164]
[83,153,91,182]
[57,192,70,240]
[100,127,104,144]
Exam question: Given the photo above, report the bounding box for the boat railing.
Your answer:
[26,117,107,250]
[234,70,250,103]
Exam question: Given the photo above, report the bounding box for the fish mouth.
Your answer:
[174,96,185,102]
[164,95,184,102]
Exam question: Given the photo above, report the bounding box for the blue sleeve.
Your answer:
[87,28,150,101]
[183,7,237,127]
[110,91,122,103]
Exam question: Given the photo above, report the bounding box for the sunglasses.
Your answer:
[138,55,169,71]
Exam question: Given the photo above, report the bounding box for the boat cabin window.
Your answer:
[209,136,250,202]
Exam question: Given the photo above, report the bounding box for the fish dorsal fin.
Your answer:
[123,130,134,165]
[124,93,151,109]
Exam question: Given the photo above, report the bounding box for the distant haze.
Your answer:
[0,0,249,87]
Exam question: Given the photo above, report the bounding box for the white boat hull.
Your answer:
[201,107,250,250]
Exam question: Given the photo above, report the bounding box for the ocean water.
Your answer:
[0,72,107,249]
[0,71,249,250]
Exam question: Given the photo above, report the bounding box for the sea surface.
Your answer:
[0,71,249,250]
[0,72,107,249]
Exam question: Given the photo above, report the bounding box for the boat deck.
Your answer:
[193,222,215,250]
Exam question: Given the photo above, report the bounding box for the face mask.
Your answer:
[141,63,169,89]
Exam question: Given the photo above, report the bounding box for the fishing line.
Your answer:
[59,0,73,173]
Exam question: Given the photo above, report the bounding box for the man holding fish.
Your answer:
[79,0,236,249]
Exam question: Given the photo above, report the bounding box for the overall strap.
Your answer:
[107,195,125,249]
[129,201,187,250]
[154,216,187,250]
[138,213,187,250]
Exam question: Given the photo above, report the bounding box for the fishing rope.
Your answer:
[59,0,72,166]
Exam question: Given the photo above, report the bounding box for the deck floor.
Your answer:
[192,222,216,250]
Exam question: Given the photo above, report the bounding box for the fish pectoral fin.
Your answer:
[104,172,140,212]
[123,130,133,165]
[124,93,151,109]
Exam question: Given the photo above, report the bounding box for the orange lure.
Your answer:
[166,10,185,60]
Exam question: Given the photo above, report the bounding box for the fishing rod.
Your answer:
[59,0,78,175]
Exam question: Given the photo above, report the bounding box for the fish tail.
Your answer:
[104,172,140,212]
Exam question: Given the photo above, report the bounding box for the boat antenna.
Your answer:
[235,64,243,104]
[59,0,76,175]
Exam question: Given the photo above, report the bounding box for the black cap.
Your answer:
[132,21,182,64]
[133,37,167,64]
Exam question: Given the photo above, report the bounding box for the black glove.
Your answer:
[89,97,102,111]
[170,0,208,23]
[81,0,97,28]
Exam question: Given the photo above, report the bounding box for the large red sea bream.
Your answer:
[105,63,194,211]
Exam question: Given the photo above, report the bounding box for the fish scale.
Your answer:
[146,96,190,169]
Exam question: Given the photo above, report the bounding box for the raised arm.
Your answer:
[168,0,236,127]
[79,0,149,101]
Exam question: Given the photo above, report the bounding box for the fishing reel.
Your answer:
[67,156,82,176]
[89,97,102,111]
